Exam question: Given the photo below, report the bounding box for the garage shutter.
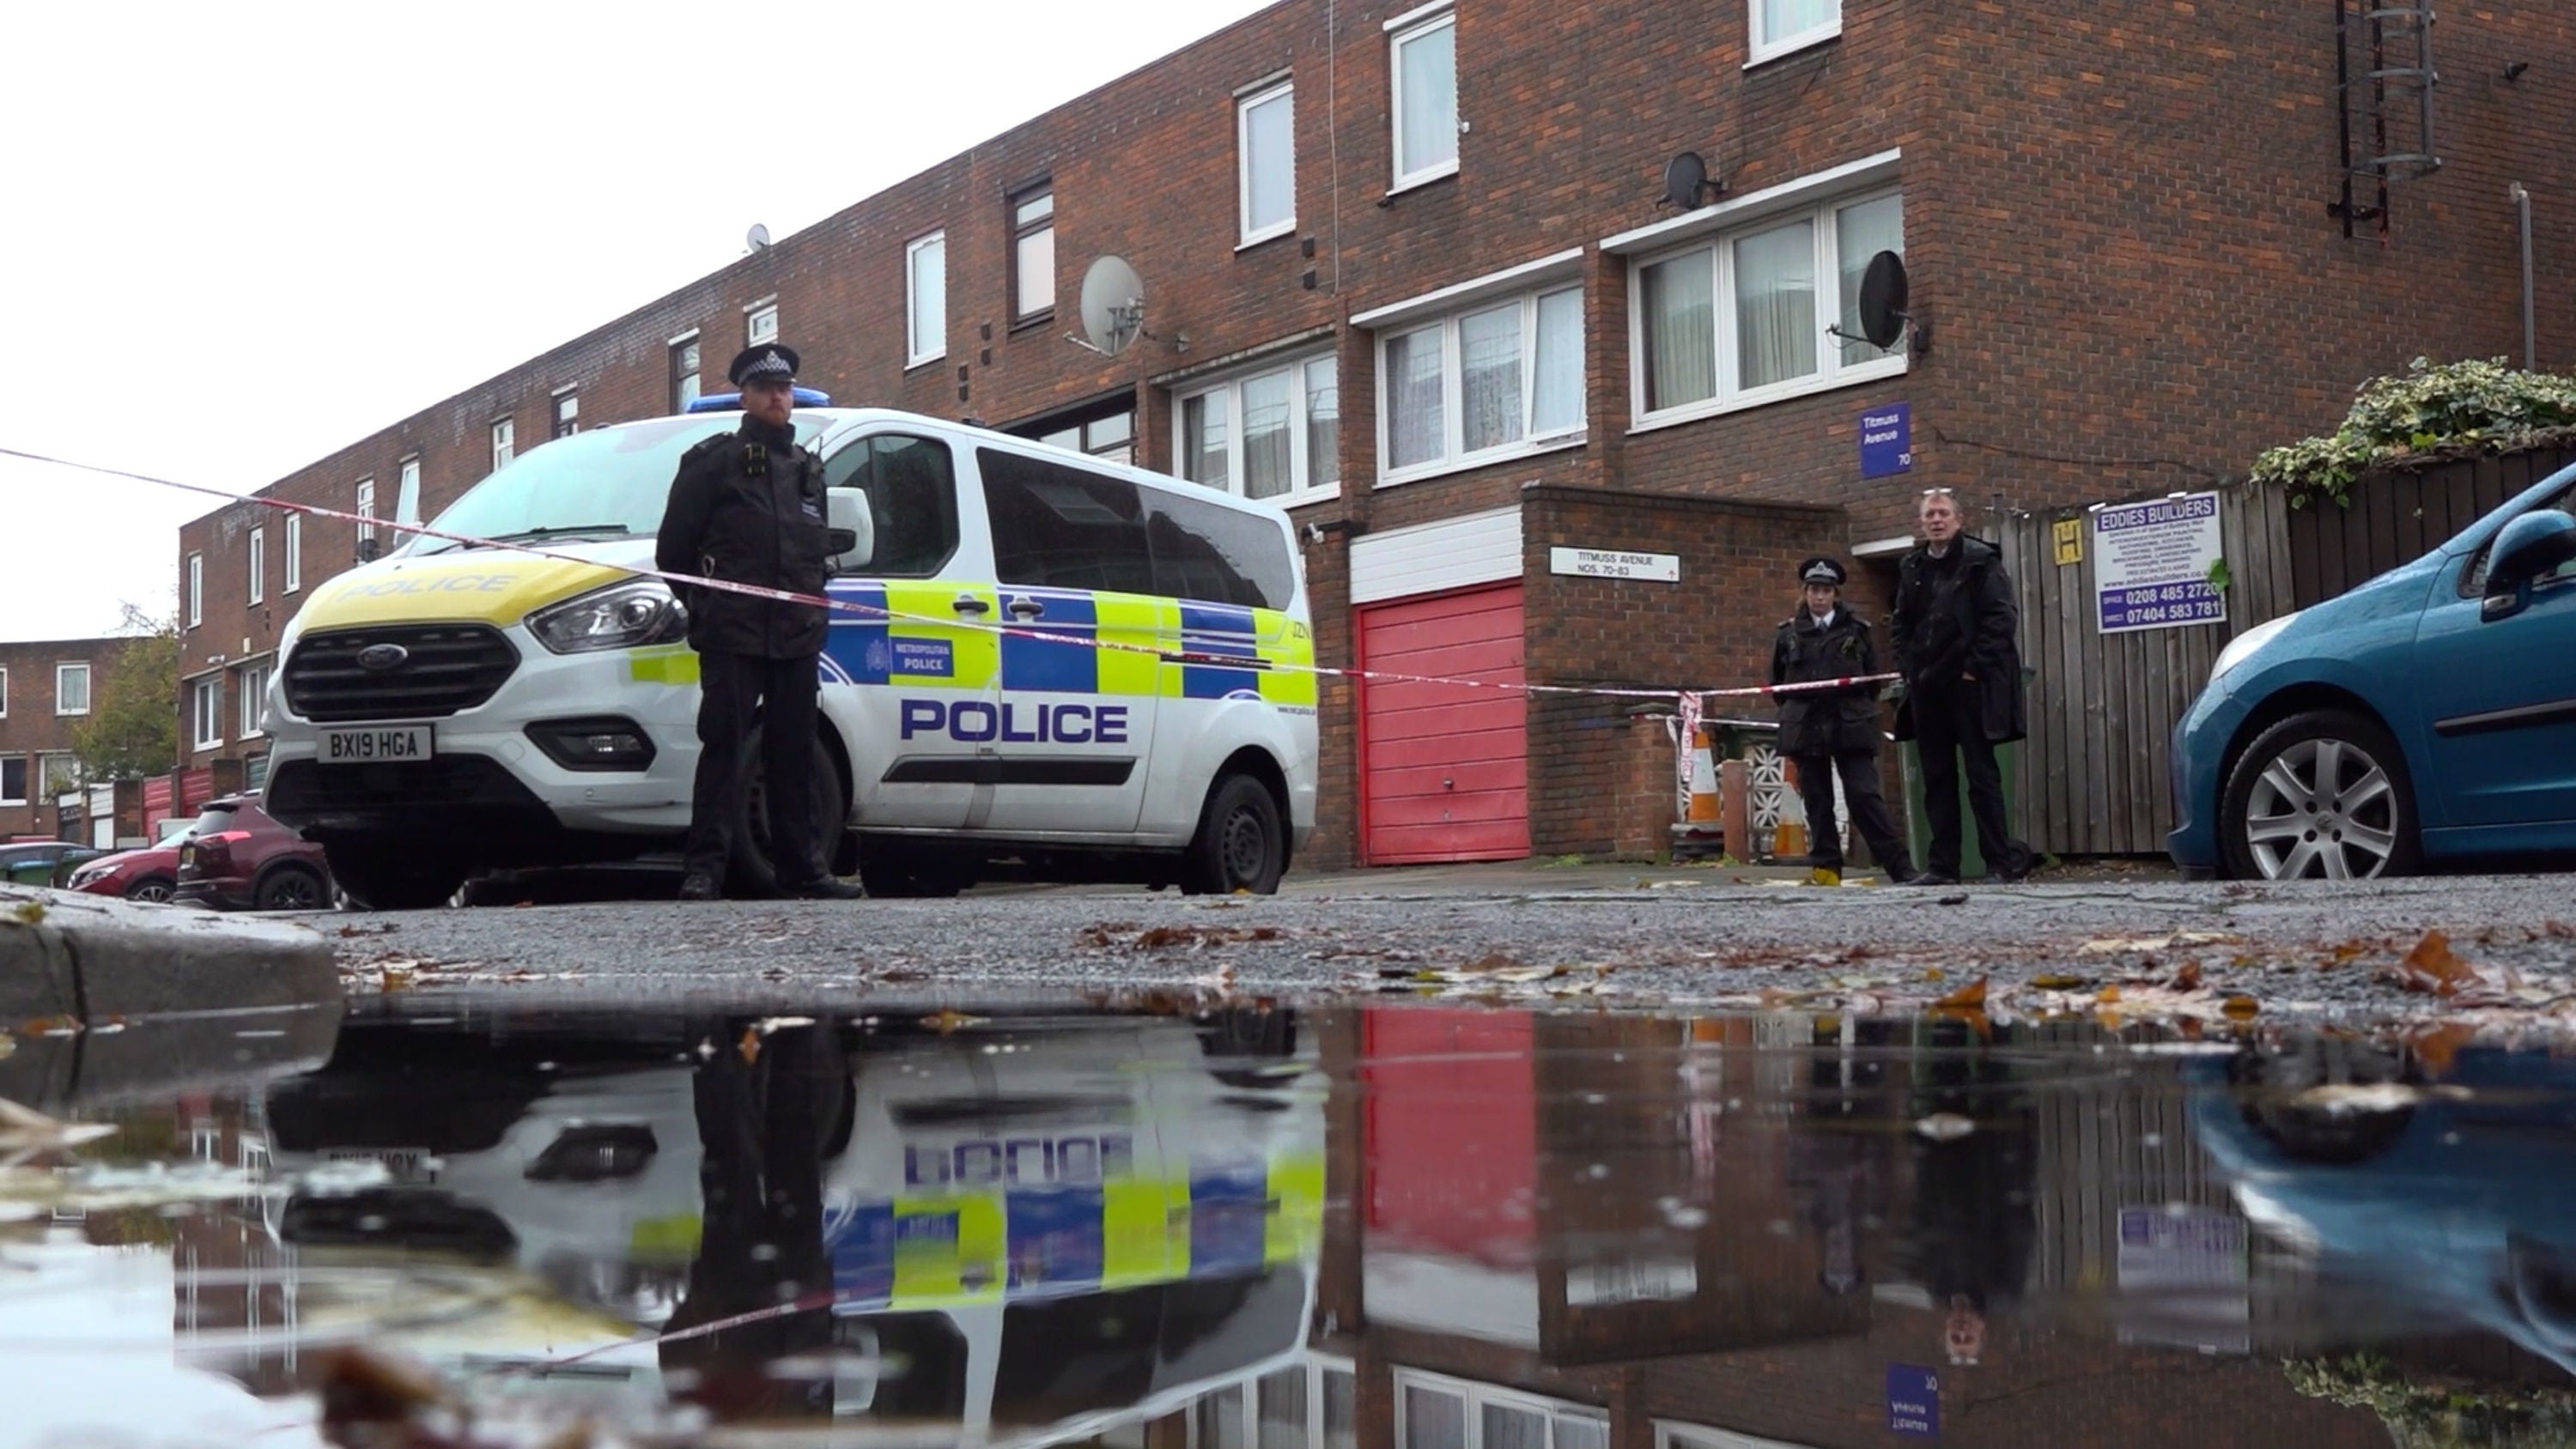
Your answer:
[1358,585,1528,864]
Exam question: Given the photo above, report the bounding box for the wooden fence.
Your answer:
[1994,443,2576,857]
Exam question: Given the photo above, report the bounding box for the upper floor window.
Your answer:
[1749,0,1840,64]
[1010,184,1055,325]
[397,456,422,525]
[284,513,302,592]
[1378,284,1583,482]
[191,677,223,752]
[907,233,947,367]
[552,388,580,440]
[236,661,268,740]
[355,479,376,552]
[1631,188,1902,426]
[56,662,90,717]
[671,334,702,412]
[1036,412,1135,466]
[1238,79,1297,246]
[746,300,779,346]
[247,526,266,606]
[1388,4,1458,191]
[186,552,204,627]
[1177,354,1340,506]
[490,418,515,473]
[0,666,9,716]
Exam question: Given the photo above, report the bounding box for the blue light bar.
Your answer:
[685,385,834,414]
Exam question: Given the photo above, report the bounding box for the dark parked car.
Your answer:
[176,794,334,911]
[0,841,110,888]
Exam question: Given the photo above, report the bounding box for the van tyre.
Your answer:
[728,725,848,900]
[856,837,963,899]
[254,863,329,912]
[326,843,469,912]
[2219,708,2421,881]
[1181,773,1285,896]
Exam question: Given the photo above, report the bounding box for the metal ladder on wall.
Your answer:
[2332,0,2443,239]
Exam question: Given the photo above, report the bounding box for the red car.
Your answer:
[175,794,335,912]
[63,818,194,903]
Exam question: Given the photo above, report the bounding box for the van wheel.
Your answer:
[1181,774,1285,896]
[326,842,468,912]
[856,838,964,899]
[2219,709,2421,880]
[254,864,329,912]
[730,725,848,898]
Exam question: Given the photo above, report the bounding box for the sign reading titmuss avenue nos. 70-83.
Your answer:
[1548,547,1680,582]
[2092,491,2227,634]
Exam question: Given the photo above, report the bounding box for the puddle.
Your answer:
[7,999,2576,1446]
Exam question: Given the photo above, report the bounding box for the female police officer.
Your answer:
[1771,556,1915,886]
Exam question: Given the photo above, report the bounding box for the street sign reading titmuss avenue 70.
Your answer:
[2093,492,2227,634]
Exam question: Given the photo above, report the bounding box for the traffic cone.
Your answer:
[1686,726,1721,824]
[1774,757,1808,860]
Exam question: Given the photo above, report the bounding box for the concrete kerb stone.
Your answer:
[0,886,338,1022]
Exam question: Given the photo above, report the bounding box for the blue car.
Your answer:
[2168,464,2576,878]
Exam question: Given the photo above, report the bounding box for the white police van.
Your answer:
[258,402,1319,907]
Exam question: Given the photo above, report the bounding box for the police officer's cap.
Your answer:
[1798,556,1848,587]
[728,343,801,385]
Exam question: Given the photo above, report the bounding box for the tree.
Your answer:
[70,606,179,782]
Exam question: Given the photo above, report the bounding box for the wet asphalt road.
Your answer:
[315,861,2576,1022]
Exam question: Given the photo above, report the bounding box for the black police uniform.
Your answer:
[654,343,839,894]
[1771,557,1913,880]
[1889,533,2031,882]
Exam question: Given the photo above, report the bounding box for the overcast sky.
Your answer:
[0,0,1280,643]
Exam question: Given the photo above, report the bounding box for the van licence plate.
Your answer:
[320,725,434,763]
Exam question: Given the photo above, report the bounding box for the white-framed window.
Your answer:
[746,300,780,346]
[1238,78,1297,246]
[0,757,23,809]
[552,387,580,439]
[236,661,268,740]
[1011,183,1056,324]
[1037,411,1136,464]
[355,478,376,550]
[1631,187,1903,428]
[0,665,9,717]
[186,553,204,627]
[490,417,515,472]
[907,232,947,367]
[38,753,80,797]
[284,512,301,592]
[1377,284,1583,483]
[1176,353,1340,506]
[247,525,266,605]
[1388,3,1458,191]
[55,663,89,716]
[397,457,422,524]
[671,332,702,412]
[1392,1372,1607,1449]
[191,677,223,752]
[1183,1357,1357,1449]
[1658,1420,1813,1449]
[1748,0,1841,65]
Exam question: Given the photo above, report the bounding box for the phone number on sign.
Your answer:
[2106,598,2226,625]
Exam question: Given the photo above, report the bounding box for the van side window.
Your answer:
[828,433,960,576]
[978,448,1155,594]
[2463,480,2576,596]
[1145,488,1295,611]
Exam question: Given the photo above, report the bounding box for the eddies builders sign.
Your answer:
[2093,492,2226,634]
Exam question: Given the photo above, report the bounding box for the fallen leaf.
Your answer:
[1921,967,1947,982]
[379,967,414,993]
[2169,961,2204,991]
[2031,973,2088,990]
[737,1027,762,1064]
[1934,976,1989,1011]
[2407,1022,2478,1076]
[2323,940,2371,968]
[2386,929,2480,995]
[921,1009,983,1035]
[2096,985,2123,1003]
[9,900,44,925]
[20,1016,82,1038]
[2221,995,2261,1020]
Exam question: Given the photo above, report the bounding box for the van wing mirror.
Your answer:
[2481,510,2576,622]
[827,487,874,573]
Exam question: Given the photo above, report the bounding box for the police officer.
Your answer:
[655,343,861,901]
[1890,489,2032,885]
[1771,556,1915,886]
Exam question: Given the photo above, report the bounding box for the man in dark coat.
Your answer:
[1890,489,2031,885]
[655,343,860,901]
[1771,556,1915,885]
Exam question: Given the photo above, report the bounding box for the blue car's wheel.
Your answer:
[2220,709,2422,881]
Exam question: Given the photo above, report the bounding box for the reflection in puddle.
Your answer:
[8,1003,2576,1444]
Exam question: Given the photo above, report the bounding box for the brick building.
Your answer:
[0,635,143,840]
[175,0,2575,869]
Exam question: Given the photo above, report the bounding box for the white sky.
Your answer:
[0,0,1279,644]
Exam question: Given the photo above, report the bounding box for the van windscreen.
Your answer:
[408,416,829,556]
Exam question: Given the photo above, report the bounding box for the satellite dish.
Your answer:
[1077,255,1149,358]
[1857,250,1913,349]
[1661,152,1721,209]
[746,222,771,252]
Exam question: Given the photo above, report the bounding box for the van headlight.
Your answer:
[527,580,688,654]
[2208,611,2298,685]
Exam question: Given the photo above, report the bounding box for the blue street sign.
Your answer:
[1860,403,1913,478]
[1886,1363,1940,1438]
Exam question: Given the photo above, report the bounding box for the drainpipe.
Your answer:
[2510,182,2536,369]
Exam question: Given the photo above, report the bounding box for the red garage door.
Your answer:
[1358,585,1528,864]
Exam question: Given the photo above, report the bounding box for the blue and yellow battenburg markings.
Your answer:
[817,582,1315,708]
[821,1152,1326,1311]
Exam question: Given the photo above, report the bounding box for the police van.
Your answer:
[258,403,1319,907]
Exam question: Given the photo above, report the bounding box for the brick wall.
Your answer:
[172,0,2576,864]
[0,636,141,839]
